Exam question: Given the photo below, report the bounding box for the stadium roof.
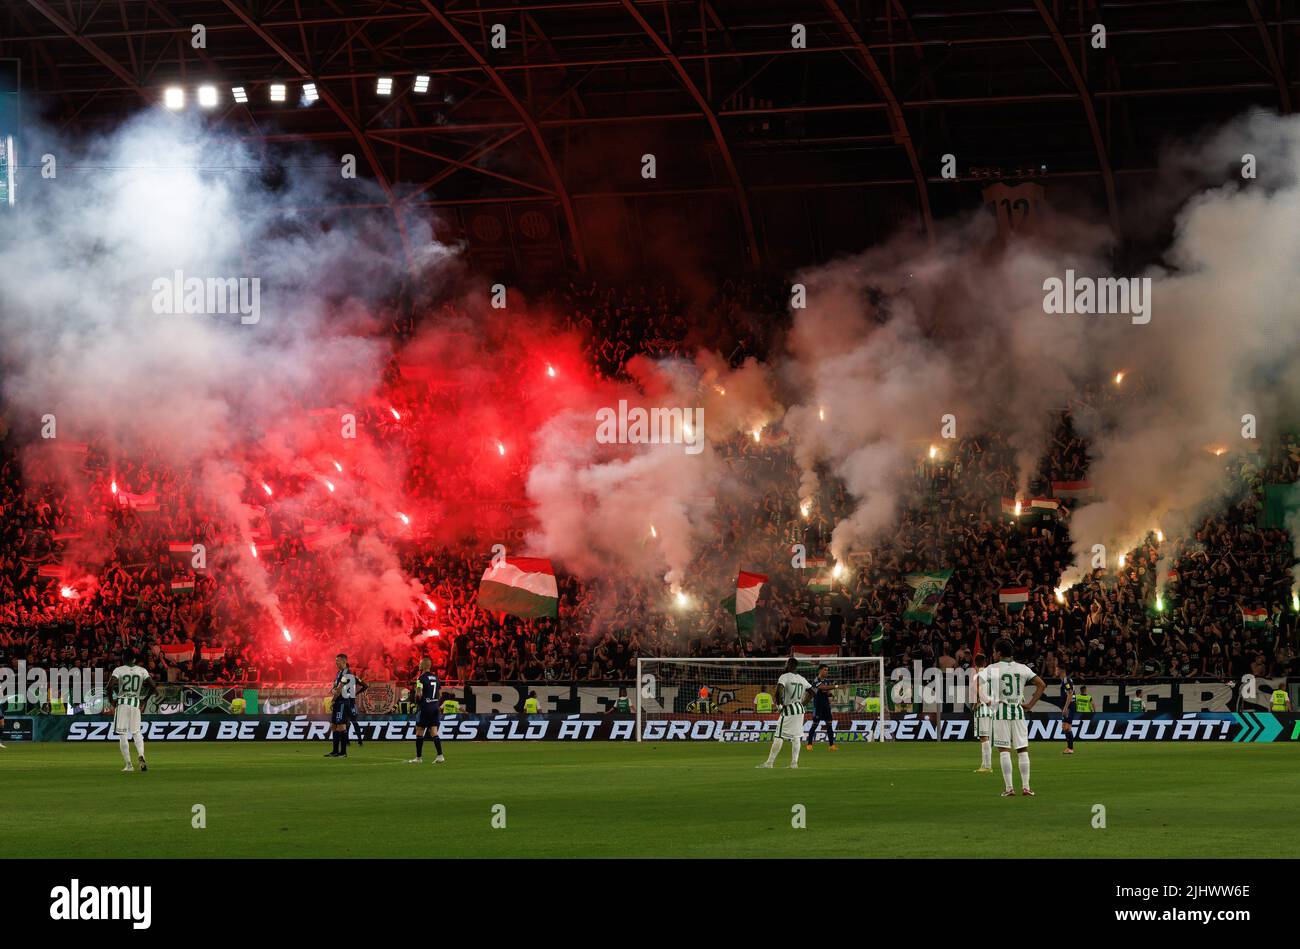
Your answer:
[3,0,1296,274]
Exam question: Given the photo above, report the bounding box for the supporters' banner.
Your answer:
[169,580,195,595]
[1050,480,1094,500]
[159,643,194,661]
[51,531,84,542]
[200,648,225,661]
[477,557,558,619]
[721,571,766,631]
[999,497,1020,519]
[8,678,1291,723]
[116,489,158,510]
[36,563,68,579]
[167,542,194,557]
[21,712,1299,743]
[903,569,952,624]
[999,586,1029,610]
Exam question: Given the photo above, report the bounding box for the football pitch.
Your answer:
[3,741,1294,858]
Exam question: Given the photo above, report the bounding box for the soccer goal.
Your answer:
[634,656,887,743]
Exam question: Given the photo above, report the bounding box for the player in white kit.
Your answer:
[972,653,994,773]
[108,648,154,773]
[989,638,1045,796]
[757,657,810,769]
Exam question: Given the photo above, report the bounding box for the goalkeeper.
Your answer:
[806,664,837,750]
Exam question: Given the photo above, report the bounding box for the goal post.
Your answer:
[634,656,887,742]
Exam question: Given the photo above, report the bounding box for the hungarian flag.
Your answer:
[804,557,832,593]
[999,586,1030,610]
[37,563,69,579]
[160,643,194,661]
[1000,497,1021,518]
[903,569,953,625]
[973,629,984,659]
[170,579,196,595]
[52,532,84,542]
[167,542,194,557]
[1030,497,1061,516]
[721,571,767,632]
[1050,480,1094,500]
[477,557,559,619]
[1242,607,1269,628]
[200,647,225,661]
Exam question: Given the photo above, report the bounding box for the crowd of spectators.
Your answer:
[2,280,1298,692]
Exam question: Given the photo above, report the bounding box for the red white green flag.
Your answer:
[999,586,1030,610]
[721,571,767,632]
[160,643,194,661]
[1242,607,1269,628]
[477,557,559,619]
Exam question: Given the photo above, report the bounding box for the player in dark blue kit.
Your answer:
[326,653,361,758]
[1060,670,1076,755]
[407,657,445,764]
[805,663,837,751]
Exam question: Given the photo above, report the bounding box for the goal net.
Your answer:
[634,656,887,743]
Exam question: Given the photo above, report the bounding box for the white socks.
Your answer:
[980,741,992,769]
[765,737,783,765]
[1018,751,1031,788]
[134,731,145,760]
[789,740,801,767]
[999,751,1013,789]
[119,735,131,767]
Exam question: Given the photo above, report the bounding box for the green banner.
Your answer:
[903,569,953,625]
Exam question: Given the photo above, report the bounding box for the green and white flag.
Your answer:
[721,571,767,632]
[903,569,953,625]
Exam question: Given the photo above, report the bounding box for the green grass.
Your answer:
[2,740,1293,858]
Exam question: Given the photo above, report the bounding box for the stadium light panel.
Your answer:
[269,83,286,103]
[376,77,393,96]
[163,87,185,110]
[413,75,430,94]
[197,85,218,108]
[302,82,318,105]
[231,86,248,103]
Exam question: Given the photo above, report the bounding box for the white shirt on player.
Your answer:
[110,665,151,708]
[987,660,1035,720]
[777,671,811,714]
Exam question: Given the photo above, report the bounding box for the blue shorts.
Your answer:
[331,700,354,725]
[415,706,441,728]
